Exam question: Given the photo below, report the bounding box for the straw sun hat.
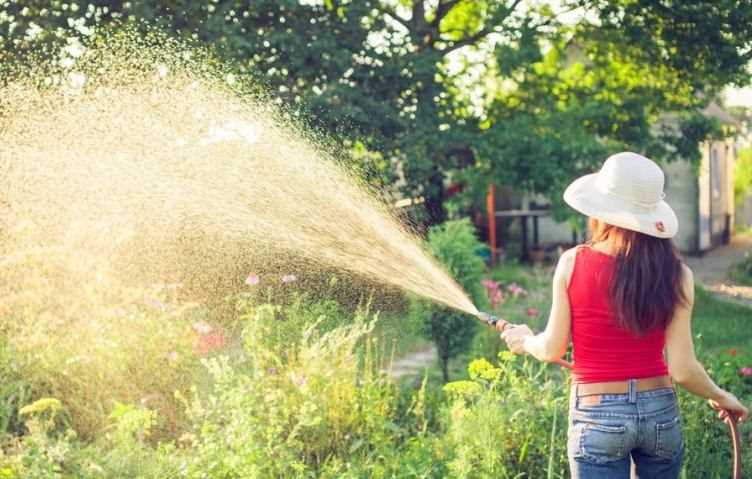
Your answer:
[563,152,678,239]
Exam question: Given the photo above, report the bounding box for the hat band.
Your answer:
[597,185,665,212]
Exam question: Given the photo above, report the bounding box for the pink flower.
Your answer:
[166,351,179,362]
[491,289,504,308]
[192,321,213,335]
[740,367,752,377]
[245,274,260,286]
[281,274,297,283]
[194,330,226,356]
[526,307,540,318]
[507,283,527,298]
[481,278,504,308]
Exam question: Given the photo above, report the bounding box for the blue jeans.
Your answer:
[568,381,683,478]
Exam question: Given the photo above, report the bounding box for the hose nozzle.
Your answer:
[477,312,512,331]
[477,312,500,327]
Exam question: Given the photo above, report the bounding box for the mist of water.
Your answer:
[0,38,478,318]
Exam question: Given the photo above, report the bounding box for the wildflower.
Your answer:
[290,371,307,387]
[507,283,527,298]
[491,289,503,308]
[244,273,260,286]
[728,349,737,357]
[194,330,226,356]
[740,367,752,377]
[192,321,213,335]
[481,278,504,308]
[526,307,540,318]
[166,351,179,362]
[281,274,297,283]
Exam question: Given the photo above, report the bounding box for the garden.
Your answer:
[1,219,750,478]
[2,1,752,478]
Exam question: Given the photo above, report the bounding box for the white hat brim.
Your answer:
[563,173,678,239]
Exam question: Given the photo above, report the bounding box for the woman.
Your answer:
[499,152,748,478]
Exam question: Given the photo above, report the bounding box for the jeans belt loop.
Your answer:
[628,379,637,403]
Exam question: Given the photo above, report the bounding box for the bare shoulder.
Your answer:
[680,263,694,283]
[554,247,579,283]
[557,247,579,269]
[680,263,695,302]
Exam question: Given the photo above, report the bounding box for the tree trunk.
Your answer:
[424,167,446,226]
[440,353,450,383]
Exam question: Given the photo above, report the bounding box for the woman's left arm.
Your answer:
[501,249,574,362]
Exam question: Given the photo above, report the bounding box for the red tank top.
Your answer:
[568,246,669,383]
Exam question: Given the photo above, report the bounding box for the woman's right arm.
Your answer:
[665,265,748,422]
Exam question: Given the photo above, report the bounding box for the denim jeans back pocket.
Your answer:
[655,415,683,460]
[570,420,627,464]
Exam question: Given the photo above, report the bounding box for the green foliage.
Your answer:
[730,251,752,286]
[0,338,29,437]
[441,354,569,479]
[0,286,749,478]
[411,219,487,382]
[679,347,752,476]
[6,1,751,224]
[181,303,412,478]
[735,147,752,207]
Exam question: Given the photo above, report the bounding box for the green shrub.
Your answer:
[441,353,569,479]
[680,347,752,476]
[180,303,405,478]
[411,219,488,382]
[730,251,752,286]
[734,147,752,207]
[0,338,30,437]
[0,237,201,440]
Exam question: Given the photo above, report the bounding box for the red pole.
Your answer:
[487,184,496,266]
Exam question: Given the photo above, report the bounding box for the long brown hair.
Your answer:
[589,218,687,336]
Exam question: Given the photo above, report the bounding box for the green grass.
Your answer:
[692,287,752,352]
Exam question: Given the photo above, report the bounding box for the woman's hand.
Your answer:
[494,318,511,333]
[709,390,749,423]
[501,325,534,355]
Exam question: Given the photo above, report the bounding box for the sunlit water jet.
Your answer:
[0,38,478,319]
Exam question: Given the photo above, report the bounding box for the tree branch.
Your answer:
[375,5,411,30]
[437,0,524,54]
[411,0,426,30]
[440,28,493,54]
[432,0,462,27]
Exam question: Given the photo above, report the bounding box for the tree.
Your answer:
[411,219,487,382]
[3,1,752,223]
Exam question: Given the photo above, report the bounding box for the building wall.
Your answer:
[664,159,699,253]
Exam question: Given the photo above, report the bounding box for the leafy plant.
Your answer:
[0,338,29,437]
[730,251,752,286]
[411,219,488,382]
[734,147,752,207]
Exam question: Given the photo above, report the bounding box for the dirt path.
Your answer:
[684,233,752,306]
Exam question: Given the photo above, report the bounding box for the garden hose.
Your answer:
[476,312,742,479]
